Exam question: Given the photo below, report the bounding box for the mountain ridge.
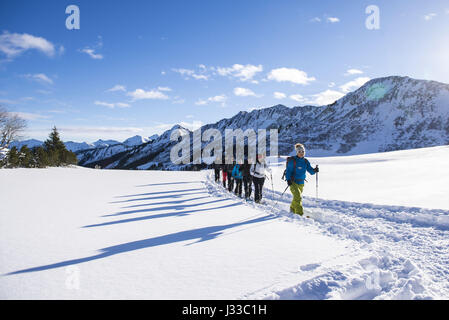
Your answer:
[10,75,449,169]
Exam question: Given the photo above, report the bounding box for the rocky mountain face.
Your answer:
[75,76,449,169]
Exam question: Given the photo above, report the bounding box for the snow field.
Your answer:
[1,145,448,299]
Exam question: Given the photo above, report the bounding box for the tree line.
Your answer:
[1,106,77,168]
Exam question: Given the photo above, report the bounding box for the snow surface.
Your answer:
[1,146,449,299]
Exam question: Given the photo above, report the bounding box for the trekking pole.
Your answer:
[274,185,289,207]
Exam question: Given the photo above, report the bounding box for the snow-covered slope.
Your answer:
[1,146,449,299]
[75,76,449,170]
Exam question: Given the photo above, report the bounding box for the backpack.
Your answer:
[281,157,296,181]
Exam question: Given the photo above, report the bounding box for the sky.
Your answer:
[1,0,449,143]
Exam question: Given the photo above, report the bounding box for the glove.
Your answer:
[287,180,292,186]
[314,166,319,173]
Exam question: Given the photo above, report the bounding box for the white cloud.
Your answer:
[23,73,53,84]
[267,67,316,85]
[216,64,263,81]
[172,68,194,76]
[127,88,169,100]
[80,48,103,59]
[195,99,207,106]
[157,86,172,92]
[328,82,336,88]
[310,17,322,23]
[339,77,371,93]
[289,94,305,102]
[115,102,130,108]
[8,111,50,121]
[0,31,55,58]
[327,17,340,23]
[273,92,286,99]
[233,87,257,97]
[106,85,126,92]
[172,68,209,80]
[191,74,209,80]
[424,13,437,21]
[94,101,114,108]
[195,94,227,106]
[80,36,104,59]
[58,126,144,141]
[345,69,364,76]
[208,95,227,103]
[306,90,345,105]
[94,101,130,108]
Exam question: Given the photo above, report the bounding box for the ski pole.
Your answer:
[274,185,289,207]
[315,165,319,200]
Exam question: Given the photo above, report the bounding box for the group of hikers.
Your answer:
[212,143,319,216]
[213,153,271,204]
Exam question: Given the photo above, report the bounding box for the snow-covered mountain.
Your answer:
[122,135,150,147]
[76,76,449,170]
[64,141,95,152]
[9,139,44,150]
[8,135,156,154]
[76,125,185,170]
[92,139,121,148]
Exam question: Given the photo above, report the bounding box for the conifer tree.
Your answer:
[43,126,77,166]
[33,146,49,168]
[7,146,19,168]
[19,145,33,168]
[44,126,66,166]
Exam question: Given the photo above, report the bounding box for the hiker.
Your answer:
[213,162,220,183]
[242,159,252,200]
[285,143,319,216]
[226,160,235,192]
[221,163,227,188]
[250,154,271,203]
[232,160,243,197]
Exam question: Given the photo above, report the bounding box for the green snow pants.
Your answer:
[290,182,304,216]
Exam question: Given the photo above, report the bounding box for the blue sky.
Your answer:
[1,0,449,142]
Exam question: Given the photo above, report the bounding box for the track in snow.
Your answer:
[205,173,449,299]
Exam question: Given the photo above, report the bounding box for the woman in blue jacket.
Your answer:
[232,160,243,197]
[285,143,318,216]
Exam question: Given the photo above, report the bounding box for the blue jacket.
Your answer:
[285,156,315,185]
[232,164,243,180]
